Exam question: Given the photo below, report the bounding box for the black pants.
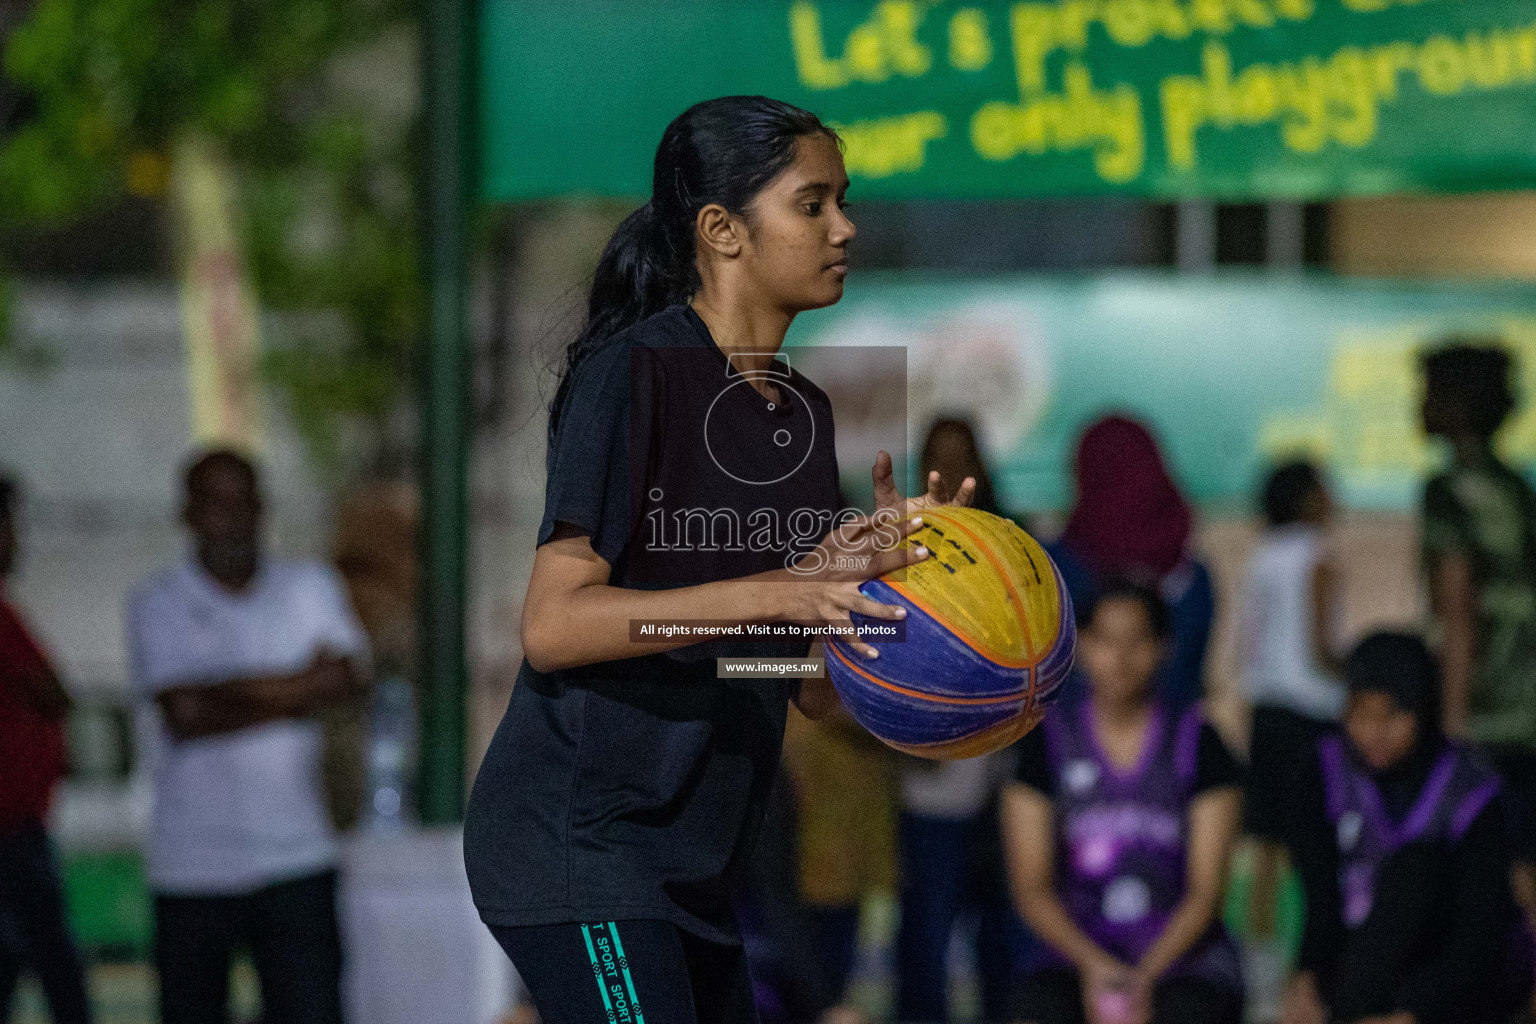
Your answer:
[1329,845,1531,1024]
[0,821,93,1024]
[491,920,758,1024]
[1012,969,1242,1024]
[1489,748,1536,863]
[1246,704,1332,842]
[154,870,343,1024]
[897,809,1019,1024]
[738,770,846,1019]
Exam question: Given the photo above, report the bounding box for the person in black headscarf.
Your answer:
[1279,632,1533,1024]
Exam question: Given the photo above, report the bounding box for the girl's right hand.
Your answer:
[781,511,929,660]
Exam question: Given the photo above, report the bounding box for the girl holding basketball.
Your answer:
[1001,581,1244,1024]
[464,96,971,1024]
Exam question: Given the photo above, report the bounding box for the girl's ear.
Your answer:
[696,203,742,259]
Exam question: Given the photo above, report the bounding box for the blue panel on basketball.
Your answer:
[825,507,1075,760]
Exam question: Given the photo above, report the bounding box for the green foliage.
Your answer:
[1,0,423,475]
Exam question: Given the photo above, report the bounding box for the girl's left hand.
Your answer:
[871,450,975,516]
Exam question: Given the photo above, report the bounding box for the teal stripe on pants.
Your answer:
[580,924,618,1022]
[607,922,646,1024]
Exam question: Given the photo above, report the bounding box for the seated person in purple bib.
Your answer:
[1281,633,1533,1024]
[1001,581,1244,1024]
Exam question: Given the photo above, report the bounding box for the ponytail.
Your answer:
[549,96,836,441]
[548,202,688,439]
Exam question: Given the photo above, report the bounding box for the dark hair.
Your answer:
[1261,459,1323,527]
[184,448,259,498]
[548,96,837,441]
[1080,578,1173,640]
[1421,339,1515,439]
[0,475,16,519]
[920,417,1001,516]
[1345,631,1441,731]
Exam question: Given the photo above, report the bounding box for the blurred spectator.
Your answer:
[1281,633,1532,1024]
[126,450,370,1024]
[1047,416,1215,709]
[916,418,1003,521]
[739,765,869,1024]
[894,419,1027,1024]
[782,706,899,1017]
[1236,460,1345,1016]
[1002,582,1244,1024]
[1419,342,1536,939]
[0,476,93,1024]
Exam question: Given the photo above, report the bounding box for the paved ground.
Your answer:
[11,961,261,1024]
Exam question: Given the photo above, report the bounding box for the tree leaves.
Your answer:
[1,0,424,479]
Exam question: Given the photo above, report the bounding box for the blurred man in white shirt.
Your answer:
[127,450,369,1024]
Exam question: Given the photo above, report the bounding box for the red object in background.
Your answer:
[1060,414,1193,579]
[0,595,68,831]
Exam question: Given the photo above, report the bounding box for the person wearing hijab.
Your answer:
[1280,632,1533,1024]
[1046,416,1215,709]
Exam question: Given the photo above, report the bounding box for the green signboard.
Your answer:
[780,273,1536,512]
[482,0,1536,201]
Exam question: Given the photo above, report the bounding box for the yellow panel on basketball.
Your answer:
[887,506,1064,667]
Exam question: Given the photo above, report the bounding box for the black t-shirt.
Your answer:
[1011,711,1243,797]
[464,305,841,944]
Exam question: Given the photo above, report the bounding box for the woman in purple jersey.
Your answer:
[1281,633,1533,1024]
[1001,581,1244,1024]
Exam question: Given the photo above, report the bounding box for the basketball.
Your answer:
[825,506,1075,760]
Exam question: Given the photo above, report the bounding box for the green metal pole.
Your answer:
[418,0,473,825]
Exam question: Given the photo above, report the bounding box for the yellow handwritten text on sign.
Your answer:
[950,8,997,71]
[1160,25,1536,169]
[1008,0,1316,95]
[971,63,1145,181]
[785,0,1535,190]
[832,111,950,178]
[791,0,935,88]
[794,1,1016,86]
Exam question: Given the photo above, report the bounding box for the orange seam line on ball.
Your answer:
[872,578,1035,670]
[885,706,1048,758]
[883,514,1045,667]
[828,644,1026,705]
[935,513,1039,660]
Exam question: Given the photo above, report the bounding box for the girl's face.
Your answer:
[1344,691,1420,772]
[739,133,855,312]
[1080,597,1164,706]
